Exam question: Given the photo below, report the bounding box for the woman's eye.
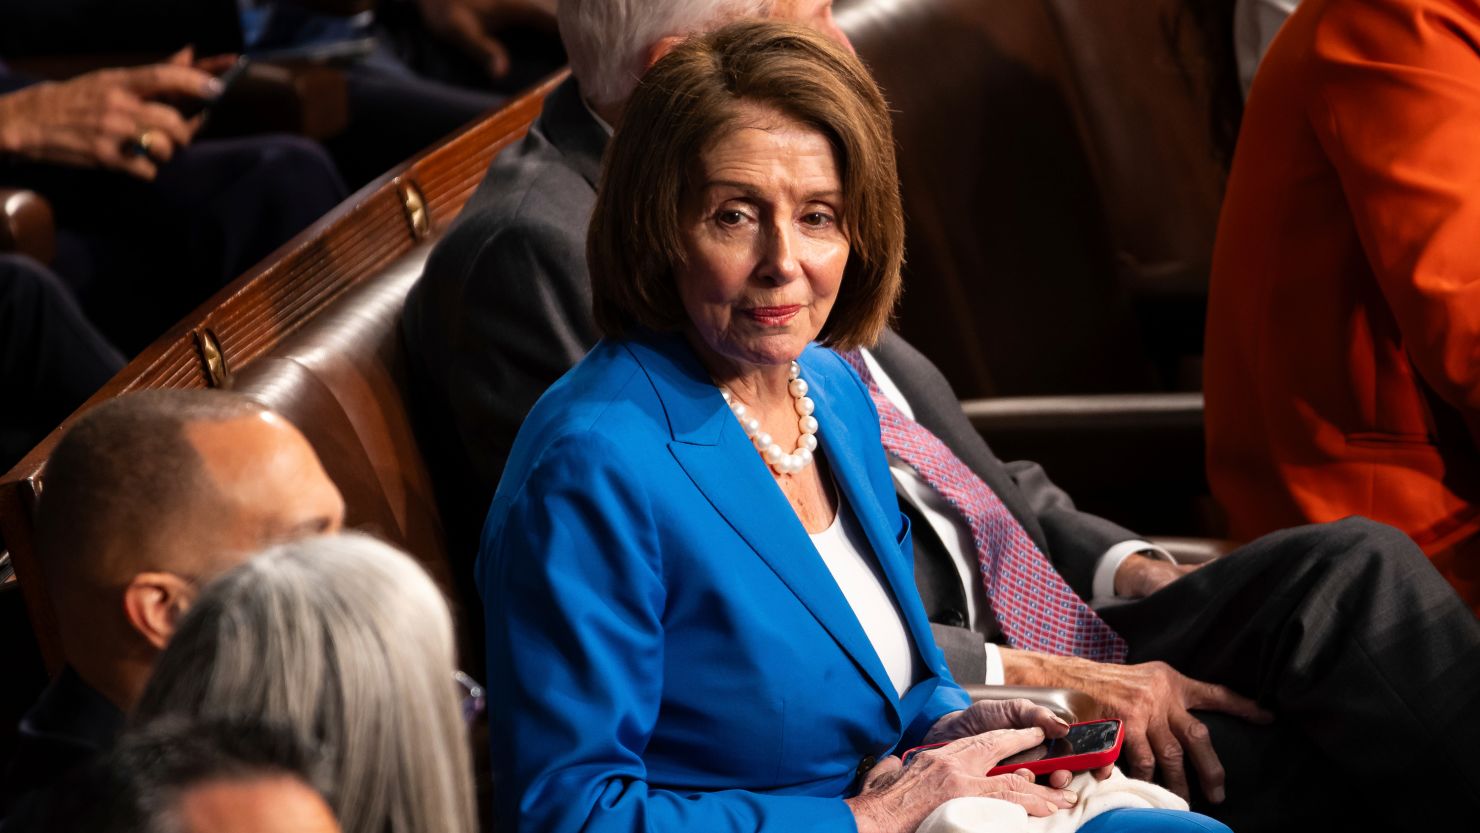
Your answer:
[802,212,834,228]
[716,209,746,226]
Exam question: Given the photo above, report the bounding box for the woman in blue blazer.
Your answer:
[479,21,1219,833]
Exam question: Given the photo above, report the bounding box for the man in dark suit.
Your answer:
[0,391,346,822]
[403,2,1480,828]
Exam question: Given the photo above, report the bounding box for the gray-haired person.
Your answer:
[133,532,478,833]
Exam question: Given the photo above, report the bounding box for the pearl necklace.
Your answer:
[719,361,819,476]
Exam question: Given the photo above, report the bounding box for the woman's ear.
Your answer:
[122,572,195,651]
[644,34,688,72]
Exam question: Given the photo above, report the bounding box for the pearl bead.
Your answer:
[716,361,820,476]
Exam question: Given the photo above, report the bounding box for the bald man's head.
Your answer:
[34,390,344,706]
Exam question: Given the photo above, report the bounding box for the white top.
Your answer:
[810,497,919,698]
[857,349,1171,684]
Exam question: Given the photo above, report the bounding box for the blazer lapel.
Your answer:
[628,335,905,714]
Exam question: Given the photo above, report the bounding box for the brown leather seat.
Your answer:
[838,0,1225,399]
[837,0,1227,534]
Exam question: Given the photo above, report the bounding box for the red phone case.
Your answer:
[900,719,1124,778]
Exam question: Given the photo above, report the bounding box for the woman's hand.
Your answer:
[923,698,1070,745]
[0,48,216,180]
[923,698,1102,788]
[845,729,1079,833]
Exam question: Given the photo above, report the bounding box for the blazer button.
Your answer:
[856,755,878,779]
[940,608,966,628]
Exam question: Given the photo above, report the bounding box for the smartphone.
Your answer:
[174,56,250,121]
[900,718,1124,778]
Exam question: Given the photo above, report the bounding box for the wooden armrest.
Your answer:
[961,684,1102,723]
[963,392,1217,537]
[0,189,56,265]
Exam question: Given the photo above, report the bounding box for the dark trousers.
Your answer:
[1102,517,1480,831]
[0,255,124,470]
[1,134,346,353]
[326,58,503,190]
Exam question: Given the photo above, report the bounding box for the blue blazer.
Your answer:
[479,330,969,833]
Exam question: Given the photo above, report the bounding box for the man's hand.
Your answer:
[418,0,556,80]
[999,649,1272,803]
[1114,552,1202,598]
[0,48,218,180]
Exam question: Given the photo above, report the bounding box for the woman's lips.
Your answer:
[746,305,802,327]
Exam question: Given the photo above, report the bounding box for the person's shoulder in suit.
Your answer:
[403,97,595,388]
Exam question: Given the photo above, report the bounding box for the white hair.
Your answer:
[558,0,775,107]
[134,532,476,833]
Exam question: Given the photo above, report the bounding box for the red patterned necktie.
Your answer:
[838,349,1127,662]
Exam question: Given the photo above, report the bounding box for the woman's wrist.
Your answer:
[845,793,906,833]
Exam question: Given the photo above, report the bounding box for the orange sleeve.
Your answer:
[1309,0,1480,435]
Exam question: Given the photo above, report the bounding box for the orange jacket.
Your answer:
[1205,0,1480,611]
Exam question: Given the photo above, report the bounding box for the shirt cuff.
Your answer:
[1091,539,1175,607]
[983,642,1005,685]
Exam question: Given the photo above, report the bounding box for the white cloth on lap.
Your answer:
[916,767,1187,833]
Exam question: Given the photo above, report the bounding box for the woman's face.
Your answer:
[676,104,849,377]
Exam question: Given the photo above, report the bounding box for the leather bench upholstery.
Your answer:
[838,0,1225,399]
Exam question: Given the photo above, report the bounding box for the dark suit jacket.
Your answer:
[403,76,605,566]
[401,76,1141,679]
[0,667,122,824]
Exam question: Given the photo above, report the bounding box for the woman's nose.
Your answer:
[759,223,803,285]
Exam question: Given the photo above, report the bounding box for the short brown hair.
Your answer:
[589,19,904,350]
